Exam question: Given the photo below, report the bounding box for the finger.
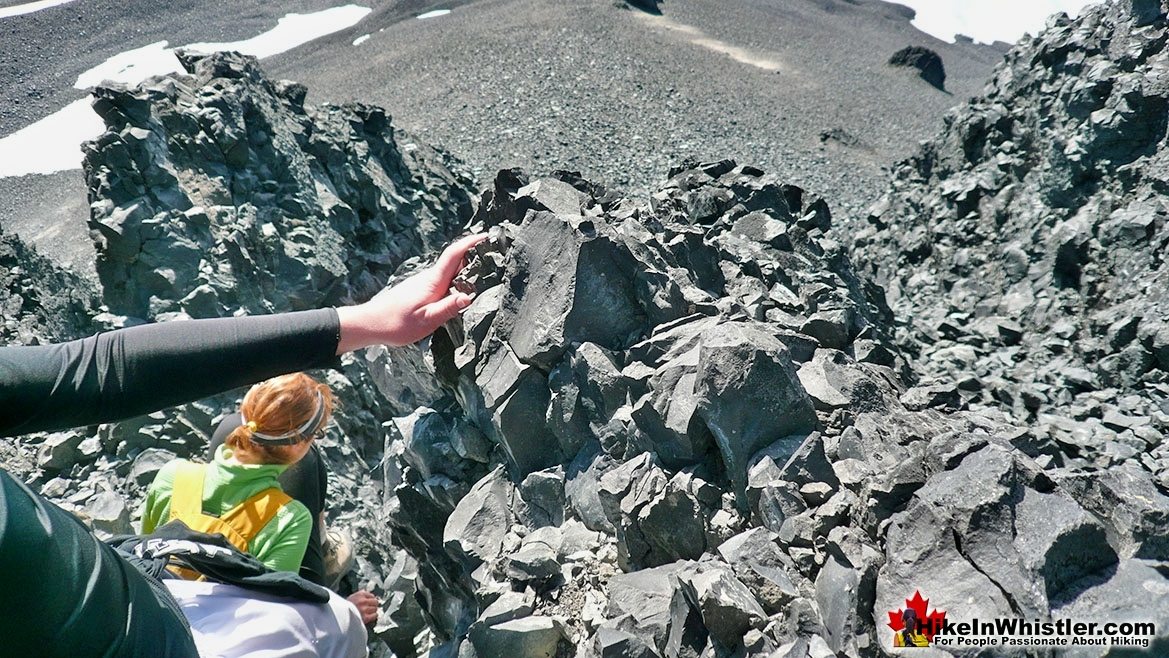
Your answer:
[421,292,475,325]
[432,233,489,286]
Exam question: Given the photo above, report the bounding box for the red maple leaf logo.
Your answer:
[887,590,947,641]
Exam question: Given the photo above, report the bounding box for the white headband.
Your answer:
[241,390,327,445]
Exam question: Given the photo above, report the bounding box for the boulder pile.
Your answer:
[368,159,1169,656]
[855,1,1169,478]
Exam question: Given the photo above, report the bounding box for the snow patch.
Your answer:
[0,0,79,20]
[0,4,372,177]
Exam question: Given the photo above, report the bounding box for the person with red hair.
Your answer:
[142,373,337,575]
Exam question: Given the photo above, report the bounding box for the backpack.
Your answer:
[166,462,292,580]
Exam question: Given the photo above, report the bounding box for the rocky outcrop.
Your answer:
[888,46,946,91]
[365,152,1169,656]
[82,50,475,321]
[856,2,1169,474]
[9,5,1169,657]
[10,51,480,656]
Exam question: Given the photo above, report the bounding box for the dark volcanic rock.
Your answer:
[17,9,1169,650]
[856,0,1169,469]
[82,51,475,320]
[888,46,946,91]
[0,227,95,346]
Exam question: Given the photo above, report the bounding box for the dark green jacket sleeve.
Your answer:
[0,308,341,438]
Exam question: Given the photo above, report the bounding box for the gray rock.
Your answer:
[87,490,132,535]
[37,432,84,471]
[717,528,800,615]
[468,616,569,658]
[679,566,767,649]
[888,46,946,90]
[444,467,520,569]
[595,626,660,658]
[506,541,561,585]
[800,309,854,350]
[605,562,699,652]
[1051,559,1169,655]
[520,468,567,528]
[84,51,474,319]
[1054,462,1169,560]
[695,322,817,503]
[476,591,535,626]
[900,383,962,411]
[494,211,646,370]
[493,366,558,477]
[128,448,178,487]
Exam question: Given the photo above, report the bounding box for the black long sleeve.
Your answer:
[0,308,341,438]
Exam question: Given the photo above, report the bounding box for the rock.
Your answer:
[128,448,178,487]
[36,432,84,471]
[1054,463,1169,560]
[595,626,659,658]
[520,468,567,528]
[679,566,767,649]
[604,562,699,652]
[888,46,946,90]
[800,309,854,349]
[468,616,569,658]
[899,383,962,411]
[86,490,133,535]
[1050,559,1169,649]
[444,467,519,569]
[477,589,536,627]
[628,347,714,467]
[695,321,817,503]
[493,366,558,477]
[506,540,561,585]
[493,211,646,370]
[717,528,800,615]
[622,0,662,14]
[84,51,475,319]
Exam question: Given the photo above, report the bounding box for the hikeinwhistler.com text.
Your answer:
[929,618,1156,649]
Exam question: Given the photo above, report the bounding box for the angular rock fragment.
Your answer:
[695,322,817,502]
[468,616,569,658]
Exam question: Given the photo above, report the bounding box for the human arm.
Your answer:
[335,233,486,352]
[0,233,486,438]
[0,309,340,438]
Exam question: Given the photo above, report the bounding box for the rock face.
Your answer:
[857,3,1169,474]
[888,46,946,91]
[82,50,475,320]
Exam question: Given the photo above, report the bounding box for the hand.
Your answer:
[335,233,488,352]
[347,589,380,626]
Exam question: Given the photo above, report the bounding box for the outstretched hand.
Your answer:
[335,233,488,353]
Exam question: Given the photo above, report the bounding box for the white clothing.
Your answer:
[164,580,368,658]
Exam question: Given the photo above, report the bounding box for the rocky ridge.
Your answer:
[854,0,1169,479]
[365,156,1169,656]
